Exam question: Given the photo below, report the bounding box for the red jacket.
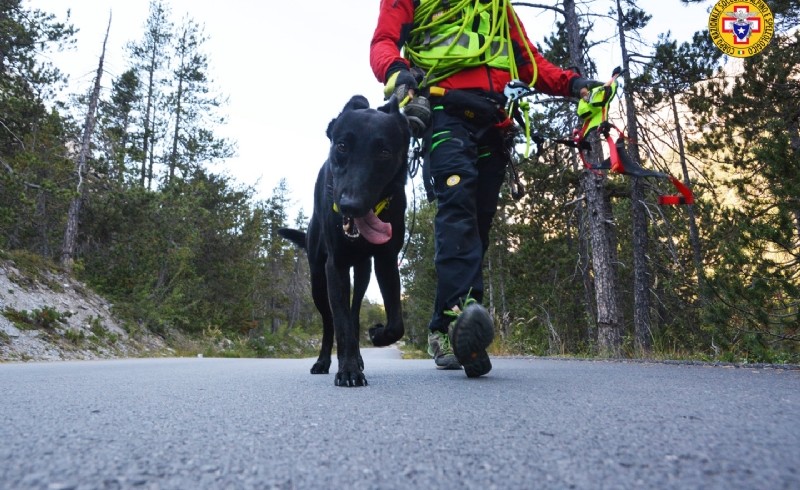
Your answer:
[370,0,577,97]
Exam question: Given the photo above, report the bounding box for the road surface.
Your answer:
[1,349,798,489]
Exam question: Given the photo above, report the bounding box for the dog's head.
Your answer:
[325,95,410,244]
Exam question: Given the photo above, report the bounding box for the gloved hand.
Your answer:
[403,96,431,138]
[570,77,604,100]
[383,63,418,104]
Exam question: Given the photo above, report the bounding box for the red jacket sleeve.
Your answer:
[370,0,415,83]
[509,7,577,97]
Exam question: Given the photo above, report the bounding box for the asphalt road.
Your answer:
[1,350,798,489]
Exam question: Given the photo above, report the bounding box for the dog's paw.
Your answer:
[334,370,368,387]
[369,324,386,346]
[311,359,331,374]
[369,323,404,347]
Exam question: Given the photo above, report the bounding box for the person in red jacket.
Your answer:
[371,0,598,377]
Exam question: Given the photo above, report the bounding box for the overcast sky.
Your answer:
[28,0,712,300]
[30,0,712,214]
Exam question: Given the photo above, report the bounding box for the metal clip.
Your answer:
[503,79,534,102]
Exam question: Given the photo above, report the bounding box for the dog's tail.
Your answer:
[277,228,307,250]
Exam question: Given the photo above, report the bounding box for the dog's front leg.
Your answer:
[368,252,405,347]
[326,258,367,387]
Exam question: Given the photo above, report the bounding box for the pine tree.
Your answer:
[633,31,721,313]
[98,69,140,185]
[683,2,799,360]
[400,192,438,347]
[166,15,233,184]
[127,0,172,189]
[285,209,311,329]
[261,179,294,334]
[0,0,75,254]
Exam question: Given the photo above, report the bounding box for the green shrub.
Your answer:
[65,329,84,344]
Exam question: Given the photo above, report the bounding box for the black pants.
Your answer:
[424,99,510,334]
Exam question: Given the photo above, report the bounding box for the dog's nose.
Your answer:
[337,194,363,216]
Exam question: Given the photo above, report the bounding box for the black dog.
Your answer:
[278,95,410,387]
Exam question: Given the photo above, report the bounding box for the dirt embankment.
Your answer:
[0,257,164,362]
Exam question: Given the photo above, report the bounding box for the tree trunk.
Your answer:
[118,111,130,185]
[270,297,279,335]
[497,247,509,338]
[61,13,110,270]
[631,179,651,353]
[488,206,511,337]
[564,0,597,341]
[584,162,622,357]
[487,254,495,320]
[141,43,156,188]
[289,255,303,329]
[168,28,187,184]
[147,113,158,189]
[564,0,621,355]
[616,0,650,355]
[786,119,800,251]
[670,92,707,303]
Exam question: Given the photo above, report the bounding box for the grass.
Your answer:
[3,306,69,331]
[65,328,85,345]
[163,328,321,359]
[156,324,433,360]
[3,249,65,292]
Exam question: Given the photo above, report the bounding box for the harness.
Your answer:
[405,0,538,88]
[559,68,695,206]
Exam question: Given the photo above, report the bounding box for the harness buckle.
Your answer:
[503,79,533,102]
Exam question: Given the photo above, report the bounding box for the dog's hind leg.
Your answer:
[351,258,371,371]
[368,252,405,347]
[310,266,333,374]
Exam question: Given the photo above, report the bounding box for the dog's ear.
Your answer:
[326,117,336,140]
[327,95,371,140]
[378,94,400,114]
[343,95,370,112]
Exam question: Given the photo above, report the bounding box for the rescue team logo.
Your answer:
[708,0,774,57]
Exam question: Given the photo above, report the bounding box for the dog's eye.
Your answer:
[336,143,347,154]
[378,149,392,160]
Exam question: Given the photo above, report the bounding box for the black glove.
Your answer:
[383,62,418,102]
[404,96,431,138]
[569,77,604,99]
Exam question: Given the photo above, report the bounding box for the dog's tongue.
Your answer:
[355,211,392,244]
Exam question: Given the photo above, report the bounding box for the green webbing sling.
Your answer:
[404,0,538,89]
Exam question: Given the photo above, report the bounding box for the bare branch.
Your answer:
[512,2,566,16]
[0,119,26,151]
[0,158,43,190]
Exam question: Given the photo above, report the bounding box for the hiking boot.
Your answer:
[427,330,462,370]
[449,302,494,378]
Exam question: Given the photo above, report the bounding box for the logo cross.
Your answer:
[721,5,762,45]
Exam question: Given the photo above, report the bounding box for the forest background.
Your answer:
[1,0,798,362]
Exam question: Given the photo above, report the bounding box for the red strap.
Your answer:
[495,117,513,129]
[579,150,604,176]
[658,195,684,205]
[604,132,625,174]
[658,177,695,205]
[574,124,695,206]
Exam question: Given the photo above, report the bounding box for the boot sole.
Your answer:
[451,304,494,378]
